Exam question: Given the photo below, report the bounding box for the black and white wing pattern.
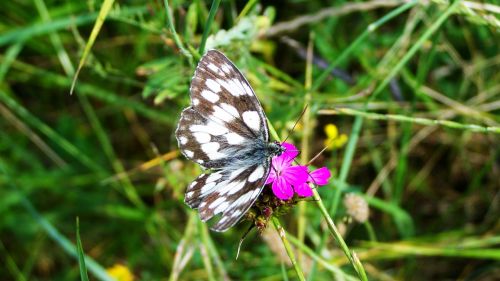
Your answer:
[175,50,283,232]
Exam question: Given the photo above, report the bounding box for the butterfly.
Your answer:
[175,50,285,232]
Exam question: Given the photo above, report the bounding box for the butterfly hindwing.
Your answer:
[184,161,270,232]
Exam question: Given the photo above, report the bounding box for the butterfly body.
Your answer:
[175,50,284,232]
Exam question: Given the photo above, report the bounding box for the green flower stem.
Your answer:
[201,226,230,280]
[199,224,216,281]
[198,0,222,55]
[312,189,368,281]
[272,217,306,281]
[319,107,500,134]
[286,236,359,281]
[164,0,191,58]
[364,222,377,242]
[236,0,259,22]
[168,212,197,281]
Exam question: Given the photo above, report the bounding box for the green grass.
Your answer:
[1,0,499,280]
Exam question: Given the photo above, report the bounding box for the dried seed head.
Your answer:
[343,193,369,223]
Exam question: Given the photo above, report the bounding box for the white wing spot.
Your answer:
[216,180,240,196]
[230,167,246,179]
[225,132,245,144]
[242,82,253,96]
[190,122,228,135]
[227,180,246,195]
[189,181,197,188]
[206,79,221,93]
[201,142,225,160]
[186,191,194,198]
[218,216,229,224]
[214,201,230,214]
[201,142,220,154]
[200,181,217,195]
[231,79,246,96]
[232,210,242,218]
[193,98,200,106]
[251,187,261,199]
[242,111,261,131]
[201,90,219,103]
[184,150,194,157]
[234,79,249,96]
[212,106,235,122]
[221,64,231,74]
[237,190,254,205]
[209,197,226,209]
[207,63,219,73]
[179,136,188,145]
[218,79,244,97]
[206,172,222,183]
[248,166,265,182]
[220,103,239,117]
[193,132,211,143]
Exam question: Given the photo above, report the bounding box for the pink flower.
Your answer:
[295,167,332,197]
[266,142,331,200]
[280,142,299,161]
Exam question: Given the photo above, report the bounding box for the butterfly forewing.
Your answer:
[176,50,275,232]
[190,50,269,141]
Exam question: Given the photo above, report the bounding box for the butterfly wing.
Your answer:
[175,50,272,231]
[184,161,270,232]
[191,50,269,140]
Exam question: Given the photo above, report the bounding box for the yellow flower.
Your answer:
[106,264,134,281]
[324,124,348,150]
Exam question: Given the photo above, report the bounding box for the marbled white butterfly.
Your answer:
[175,50,285,232]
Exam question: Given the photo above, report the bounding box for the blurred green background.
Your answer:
[1,0,499,280]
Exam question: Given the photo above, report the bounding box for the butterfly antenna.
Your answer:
[282,105,308,144]
[307,137,335,165]
[236,224,255,260]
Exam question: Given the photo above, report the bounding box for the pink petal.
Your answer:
[272,153,291,171]
[281,142,299,160]
[272,176,294,200]
[309,167,331,186]
[282,165,308,186]
[266,166,277,184]
[295,182,313,197]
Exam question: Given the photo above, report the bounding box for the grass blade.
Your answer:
[76,217,90,281]
[70,0,116,95]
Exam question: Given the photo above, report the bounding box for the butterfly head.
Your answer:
[267,141,286,157]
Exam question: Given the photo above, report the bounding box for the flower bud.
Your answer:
[262,206,273,218]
